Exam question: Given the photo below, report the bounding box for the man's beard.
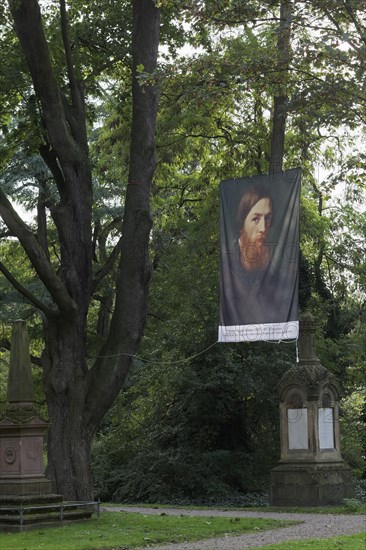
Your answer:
[239,236,270,272]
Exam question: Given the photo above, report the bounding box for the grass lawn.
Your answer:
[0,511,298,550]
[255,532,366,549]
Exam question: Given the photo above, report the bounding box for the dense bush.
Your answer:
[92,342,294,503]
[93,445,273,504]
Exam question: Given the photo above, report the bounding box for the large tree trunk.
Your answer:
[269,0,292,173]
[4,0,161,501]
[84,0,161,429]
[42,317,92,500]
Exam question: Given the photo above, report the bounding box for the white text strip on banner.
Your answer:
[218,321,299,343]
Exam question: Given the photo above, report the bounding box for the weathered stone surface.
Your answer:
[270,312,354,506]
[7,320,35,403]
[270,462,354,506]
[0,478,53,499]
[0,380,49,487]
[0,495,96,532]
[0,320,95,531]
[0,321,62,528]
[298,311,318,361]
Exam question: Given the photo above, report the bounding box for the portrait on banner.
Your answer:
[219,169,301,342]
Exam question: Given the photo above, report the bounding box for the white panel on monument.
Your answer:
[318,408,334,449]
[288,408,308,450]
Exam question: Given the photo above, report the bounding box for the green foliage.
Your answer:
[0,351,8,407]
[106,449,258,504]
[92,343,293,504]
[354,479,366,504]
[340,391,366,478]
[341,498,365,512]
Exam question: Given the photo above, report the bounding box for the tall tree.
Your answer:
[269,0,292,173]
[0,0,160,500]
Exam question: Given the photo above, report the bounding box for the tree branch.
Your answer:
[8,0,82,167]
[60,0,78,106]
[36,179,51,261]
[344,0,366,46]
[158,132,229,148]
[0,188,77,315]
[59,0,88,150]
[91,236,123,295]
[85,0,161,427]
[39,144,66,196]
[0,261,58,317]
[269,0,292,173]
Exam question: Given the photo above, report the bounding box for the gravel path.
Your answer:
[101,505,365,550]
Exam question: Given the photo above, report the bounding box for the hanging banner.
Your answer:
[219,168,301,342]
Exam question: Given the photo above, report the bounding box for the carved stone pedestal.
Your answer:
[0,404,63,529]
[270,462,354,507]
[0,321,95,530]
[0,405,52,499]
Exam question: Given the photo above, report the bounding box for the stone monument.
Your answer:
[269,312,354,506]
[0,320,97,529]
[0,320,54,500]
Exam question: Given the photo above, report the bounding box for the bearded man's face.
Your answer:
[239,198,272,272]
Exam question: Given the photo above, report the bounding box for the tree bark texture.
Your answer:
[41,318,92,499]
[85,0,161,426]
[269,0,292,173]
[4,0,161,500]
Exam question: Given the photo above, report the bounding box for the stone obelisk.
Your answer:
[0,321,60,517]
[0,321,97,530]
[7,319,36,404]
